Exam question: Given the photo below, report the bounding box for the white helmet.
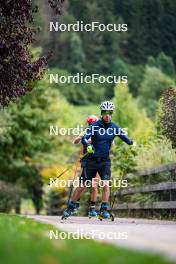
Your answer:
[100,101,115,111]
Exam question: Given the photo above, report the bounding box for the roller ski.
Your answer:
[98,202,115,221]
[61,201,78,220]
[88,206,98,218]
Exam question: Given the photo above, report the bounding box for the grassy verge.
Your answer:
[0,214,174,264]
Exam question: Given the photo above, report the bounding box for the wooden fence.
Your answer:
[114,163,176,213]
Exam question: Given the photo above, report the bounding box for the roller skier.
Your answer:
[62,101,134,220]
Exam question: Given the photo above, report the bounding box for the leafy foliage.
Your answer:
[0,82,66,213]
[48,0,65,15]
[112,143,137,176]
[49,68,106,105]
[0,180,25,213]
[147,52,175,78]
[139,67,174,117]
[135,136,176,170]
[0,0,51,107]
[45,189,67,215]
[156,87,176,148]
[113,83,154,143]
[116,0,176,64]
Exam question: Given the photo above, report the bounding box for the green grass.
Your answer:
[0,214,174,264]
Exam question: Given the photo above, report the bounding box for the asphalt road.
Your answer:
[26,215,176,262]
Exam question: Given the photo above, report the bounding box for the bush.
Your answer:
[147,52,175,78]
[0,1,50,107]
[139,66,174,117]
[0,181,25,213]
[111,58,145,97]
[135,136,176,170]
[112,142,137,176]
[113,83,154,143]
[156,87,176,148]
[157,52,175,78]
[45,189,67,215]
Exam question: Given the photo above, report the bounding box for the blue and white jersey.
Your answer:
[82,119,133,158]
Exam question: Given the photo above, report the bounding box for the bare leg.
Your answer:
[102,180,109,202]
[91,175,99,202]
[71,186,85,202]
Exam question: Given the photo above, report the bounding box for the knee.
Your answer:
[79,186,85,191]
[92,185,98,193]
[103,183,109,191]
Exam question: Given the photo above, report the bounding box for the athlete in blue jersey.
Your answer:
[62,101,134,219]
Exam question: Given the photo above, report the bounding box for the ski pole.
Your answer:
[47,165,73,186]
[109,179,118,214]
[67,151,90,205]
[110,193,117,212]
[66,150,84,205]
[48,151,89,185]
[80,151,89,161]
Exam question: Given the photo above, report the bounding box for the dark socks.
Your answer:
[90,201,96,207]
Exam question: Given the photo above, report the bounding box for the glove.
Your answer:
[87,145,94,154]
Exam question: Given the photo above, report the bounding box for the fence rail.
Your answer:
[116,181,176,196]
[115,201,176,210]
[115,163,176,211]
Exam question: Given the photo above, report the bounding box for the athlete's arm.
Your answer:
[73,136,82,144]
[115,124,133,145]
[73,131,85,144]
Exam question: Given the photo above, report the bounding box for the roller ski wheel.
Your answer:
[98,211,115,221]
[98,214,103,221]
[61,209,73,220]
[99,202,110,220]
[110,213,115,222]
[61,215,68,220]
[61,204,76,220]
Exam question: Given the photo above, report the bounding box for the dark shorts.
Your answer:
[80,158,111,184]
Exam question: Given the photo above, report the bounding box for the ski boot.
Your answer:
[88,206,98,218]
[98,202,114,221]
[61,201,77,220]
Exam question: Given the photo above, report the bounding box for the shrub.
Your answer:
[156,87,176,148]
[0,181,25,213]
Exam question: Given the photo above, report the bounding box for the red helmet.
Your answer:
[87,115,98,125]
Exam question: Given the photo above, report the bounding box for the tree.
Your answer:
[139,66,174,117]
[157,52,175,77]
[147,52,176,78]
[0,180,25,213]
[0,0,52,107]
[111,58,128,76]
[156,87,176,148]
[68,33,85,73]
[0,83,65,213]
[48,0,65,15]
[113,83,154,143]
[46,189,67,215]
[115,0,176,65]
[55,32,85,73]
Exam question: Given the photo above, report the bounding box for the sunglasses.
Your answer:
[101,111,113,116]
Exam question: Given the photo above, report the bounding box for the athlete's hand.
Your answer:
[87,145,94,154]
